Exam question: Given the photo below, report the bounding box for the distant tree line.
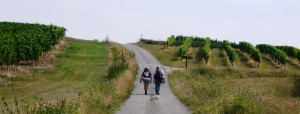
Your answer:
[166,35,222,64]
[167,35,222,48]
[140,38,166,45]
[0,22,66,70]
[149,35,300,67]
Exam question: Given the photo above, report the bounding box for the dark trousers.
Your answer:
[143,81,150,91]
[155,81,162,95]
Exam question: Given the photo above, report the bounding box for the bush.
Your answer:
[223,90,261,114]
[140,38,166,45]
[239,42,262,67]
[257,44,287,66]
[167,35,176,46]
[107,62,129,80]
[276,46,299,59]
[177,37,193,56]
[223,40,238,66]
[196,38,210,64]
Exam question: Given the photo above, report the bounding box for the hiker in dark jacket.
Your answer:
[140,67,152,95]
[153,66,165,95]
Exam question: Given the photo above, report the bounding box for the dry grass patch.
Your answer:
[169,67,300,114]
[115,51,137,97]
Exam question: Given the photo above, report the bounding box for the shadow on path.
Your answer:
[131,94,147,95]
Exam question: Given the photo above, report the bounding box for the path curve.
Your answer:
[116,44,191,114]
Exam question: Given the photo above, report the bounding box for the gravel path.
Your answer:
[116,44,191,114]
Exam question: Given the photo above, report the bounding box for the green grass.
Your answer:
[235,49,254,68]
[138,42,300,114]
[0,38,138,113]
[260,55,280,69]
[209,48,228,67]
[1,38,107,99]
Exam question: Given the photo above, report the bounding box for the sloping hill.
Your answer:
[138,42,300,114]
[0,38,137,113]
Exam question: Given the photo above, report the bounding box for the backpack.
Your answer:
[154,70,163,82]
[142,71,151,82]
[143,71,149,78]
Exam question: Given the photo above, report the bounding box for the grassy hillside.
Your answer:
[0,38,137,113]
[137,42,300,114]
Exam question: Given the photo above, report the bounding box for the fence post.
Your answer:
[122,51,125,62]
[180,48,182,61]
[186,57,188,71]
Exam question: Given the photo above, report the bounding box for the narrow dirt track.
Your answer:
[116,44,191,114]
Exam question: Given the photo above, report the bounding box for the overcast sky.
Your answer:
[1,0,299,48]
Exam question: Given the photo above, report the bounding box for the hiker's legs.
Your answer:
[155,82,161,95]
[143,81,149,95]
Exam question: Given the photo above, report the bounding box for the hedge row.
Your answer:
[257,44,287,66]
[238,42,262,67]
[0,22,66,67]
[223,40,237,66]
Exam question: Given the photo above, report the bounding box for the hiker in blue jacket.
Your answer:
[153,66,165,95]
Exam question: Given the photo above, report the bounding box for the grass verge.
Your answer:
[169,67,300,114]
[0,38,138,114]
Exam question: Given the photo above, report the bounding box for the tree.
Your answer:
[191,37,205,47]
[167,35,175,47]
[196,38,210,64]
[178,37,193,56]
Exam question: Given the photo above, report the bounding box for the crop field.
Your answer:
[138,37,300,114]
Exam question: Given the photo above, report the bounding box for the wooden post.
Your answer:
[186,57,188,71]
[180,48,182,60]
[122,51,125,62]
